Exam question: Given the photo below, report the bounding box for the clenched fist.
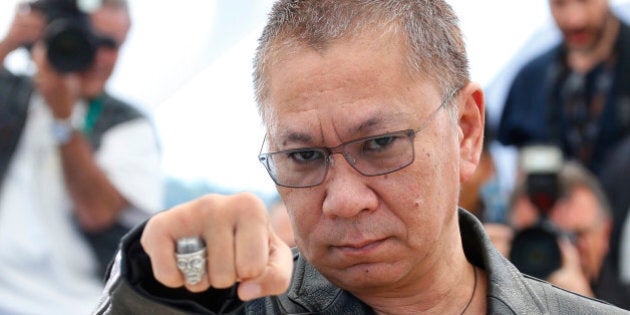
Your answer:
[141,193,294,301]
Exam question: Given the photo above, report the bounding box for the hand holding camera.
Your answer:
[508,145,609,297]
[547,238,594,297]
[0,3,46,57]
[3,0,119,118]
[31,41,81,119]
[509,145,566,279]
[28,0,116,73]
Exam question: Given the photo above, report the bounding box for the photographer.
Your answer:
[507,148,621,306]
[0,0,163,314]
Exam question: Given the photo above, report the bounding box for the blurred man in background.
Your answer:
[497,0,630,177]
[0,0,163,313]
[506,156,629,309]
[598,135,630,309]
[269,197,296,248]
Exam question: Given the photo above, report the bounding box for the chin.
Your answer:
[80,73,108,98]
[324,261,408,292]
[83,85,106,99]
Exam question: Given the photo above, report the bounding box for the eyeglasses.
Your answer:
[258,93,454,188]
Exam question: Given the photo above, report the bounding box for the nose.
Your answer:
[557,1,589,30]
[321,154,378,219]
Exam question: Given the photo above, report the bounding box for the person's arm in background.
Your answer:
[60,131,129,231]
[31,42,130,231]
[0,3,44,67]
[2,2,161,234]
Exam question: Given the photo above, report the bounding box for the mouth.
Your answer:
[565,30,592,47]
[333,237,389,256]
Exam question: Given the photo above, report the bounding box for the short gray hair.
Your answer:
[560,161,611,219]
[101,0,128,11]
[253,0,469,122]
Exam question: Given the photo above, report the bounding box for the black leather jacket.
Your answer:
[93,209,628,314]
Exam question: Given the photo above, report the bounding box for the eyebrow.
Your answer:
[351,116,386,134]
[274,112,405,148]
[348,110,412,135]
[285,132,314,145]
[270,132,314,149]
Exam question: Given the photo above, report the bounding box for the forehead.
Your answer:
[264,32,440,144]
[553,186,601,229]
[549,0,607,10]
[90,6,130,42]
[568,187,600,216]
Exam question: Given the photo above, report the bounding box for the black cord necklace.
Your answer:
[460,266,478,315]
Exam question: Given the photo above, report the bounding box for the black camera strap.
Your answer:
[561,54,616,166]
[546,53,615,169]
[547,22,630,172]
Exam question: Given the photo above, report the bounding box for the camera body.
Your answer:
[30,0,102,73]
[509,145,566,279]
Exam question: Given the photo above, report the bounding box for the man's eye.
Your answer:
[364,135,398,151]
[288,150,324,163]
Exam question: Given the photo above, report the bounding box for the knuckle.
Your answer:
[194,194,225,221]
[208,255,237,288]
[232,193,267,216]
[196,194,220,210]
[142,213,162,236]
[237,262,266,280]
[140,217,165,252]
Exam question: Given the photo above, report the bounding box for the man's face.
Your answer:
[80,6,130,98]
[550,186,611,281]
[549,0,610,53]
[263,31,481,294]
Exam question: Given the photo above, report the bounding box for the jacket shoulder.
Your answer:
[520,275,628,314]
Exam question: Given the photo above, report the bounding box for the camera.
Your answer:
[29,0,108,73]
[509,145,567,279]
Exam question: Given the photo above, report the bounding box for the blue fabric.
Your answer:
[497,21,630,176]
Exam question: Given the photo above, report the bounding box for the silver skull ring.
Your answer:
[176,236,207,285]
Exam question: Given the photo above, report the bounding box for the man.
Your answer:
[497,0,630,177]
[0,1,163,314]
[95,1,625,314]
[549,163,614,298]
[507,160,621,303]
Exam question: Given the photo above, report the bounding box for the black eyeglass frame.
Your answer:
[258,90,457,188]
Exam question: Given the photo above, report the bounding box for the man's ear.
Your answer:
[457,82,485,184]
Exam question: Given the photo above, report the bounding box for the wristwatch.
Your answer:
[51,117,77,145]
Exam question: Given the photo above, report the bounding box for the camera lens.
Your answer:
[509,225,562,279]
[45,19,97,73]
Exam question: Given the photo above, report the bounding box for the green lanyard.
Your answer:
[83,96,104,137]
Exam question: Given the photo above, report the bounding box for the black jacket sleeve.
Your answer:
[92,222,244,315]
